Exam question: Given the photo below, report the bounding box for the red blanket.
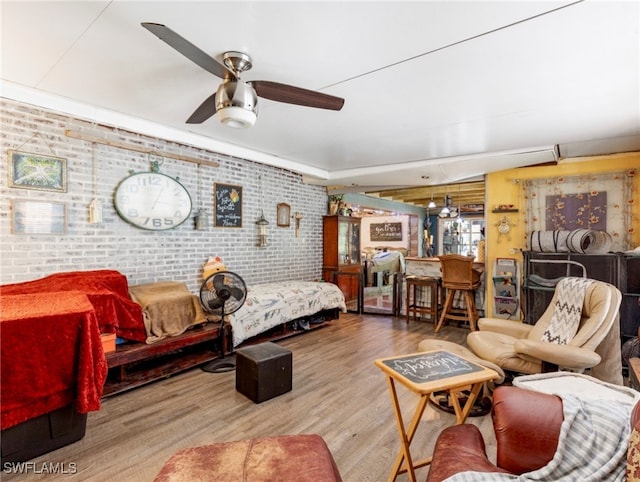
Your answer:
[1,292,107,429]
[1,270,146,342]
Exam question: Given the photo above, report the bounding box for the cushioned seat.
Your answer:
[435,254,482,332]
[154,434,341,482]
[467,278,623,384]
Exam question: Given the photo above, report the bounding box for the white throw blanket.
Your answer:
[444,389,633,481]
[541,277,595,344]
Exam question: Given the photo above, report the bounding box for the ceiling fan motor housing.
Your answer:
[216,80,258,128]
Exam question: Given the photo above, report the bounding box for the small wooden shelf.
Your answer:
[491,209,519,213]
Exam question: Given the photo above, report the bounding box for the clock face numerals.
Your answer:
[114,172,192,231]
[498,222,510,234]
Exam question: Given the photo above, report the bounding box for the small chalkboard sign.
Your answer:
[370,222,403,242]
[381,351,483,384]
[214,183,242,228]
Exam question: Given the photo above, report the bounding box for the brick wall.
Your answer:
[0,99,327,291]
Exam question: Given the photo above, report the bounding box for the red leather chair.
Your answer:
[426,385,640,481]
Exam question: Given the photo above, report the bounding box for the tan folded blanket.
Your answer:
[129,281,207,344]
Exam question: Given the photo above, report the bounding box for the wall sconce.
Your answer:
[194,210,209,230]
[256,210,269,247]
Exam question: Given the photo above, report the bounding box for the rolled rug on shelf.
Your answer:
[567,229,613,254]
[529,230,571,252]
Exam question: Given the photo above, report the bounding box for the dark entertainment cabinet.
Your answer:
[522,251,640,340]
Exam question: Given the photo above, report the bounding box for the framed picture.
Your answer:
[8,150,67,192]
[214,183,242,227]
[13,200,67,234]
[277,203,291,227]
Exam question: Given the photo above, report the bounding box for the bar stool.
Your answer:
[405,275,440,323]
[435,254,482,333]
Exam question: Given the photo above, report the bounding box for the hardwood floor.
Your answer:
[4,314,497,481]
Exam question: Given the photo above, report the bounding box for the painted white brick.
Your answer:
[1,99,328,291]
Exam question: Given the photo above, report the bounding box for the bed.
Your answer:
[229,280,347,347]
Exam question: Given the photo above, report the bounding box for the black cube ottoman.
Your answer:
[235,342,292,403]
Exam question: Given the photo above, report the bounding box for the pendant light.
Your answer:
[428,190,436,209]
[439,195,451,218]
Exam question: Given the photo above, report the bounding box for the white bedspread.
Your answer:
[229,281,346,347]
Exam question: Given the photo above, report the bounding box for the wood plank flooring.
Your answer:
[3,314,497,481]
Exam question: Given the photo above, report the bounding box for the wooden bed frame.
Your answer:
[103,308,340,397]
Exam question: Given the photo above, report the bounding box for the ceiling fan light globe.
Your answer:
[218,106,257,128]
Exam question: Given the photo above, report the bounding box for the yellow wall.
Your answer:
[485,151,639,318]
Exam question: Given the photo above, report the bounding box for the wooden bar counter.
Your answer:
[403,257,486,316]
[405,257,484,277]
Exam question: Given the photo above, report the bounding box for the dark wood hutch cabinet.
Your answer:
[322,215,362,312]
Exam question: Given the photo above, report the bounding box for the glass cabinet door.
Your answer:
[338,220,361,265]
[349,223,361,264]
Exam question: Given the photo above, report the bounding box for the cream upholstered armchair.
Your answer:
[467,278,623,385]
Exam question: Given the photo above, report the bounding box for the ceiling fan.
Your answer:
[141,22,345,128]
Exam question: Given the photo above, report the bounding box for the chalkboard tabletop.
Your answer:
[375,350,499,393]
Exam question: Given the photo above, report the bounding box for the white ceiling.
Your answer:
[2,1,639,194]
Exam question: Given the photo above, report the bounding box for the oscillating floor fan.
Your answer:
[199,271,247,373]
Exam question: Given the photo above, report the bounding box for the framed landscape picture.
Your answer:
[8,150,67,192]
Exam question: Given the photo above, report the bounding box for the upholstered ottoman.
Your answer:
[418,339,505,417]
[417,339,505,383]
[154,434,342,482]
[236,342,293,403]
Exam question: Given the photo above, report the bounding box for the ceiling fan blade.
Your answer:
[251,81,344,111]
[186,92,218,124]
[141,22,231,80]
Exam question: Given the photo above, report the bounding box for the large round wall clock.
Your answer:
[114,171,192,231]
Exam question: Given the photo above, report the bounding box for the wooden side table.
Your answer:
[375,350,500,482]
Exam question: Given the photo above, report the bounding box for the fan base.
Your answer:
[201,355,236,373]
